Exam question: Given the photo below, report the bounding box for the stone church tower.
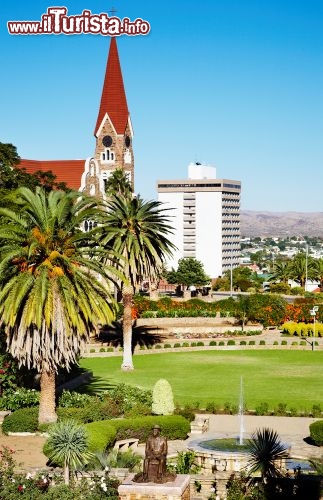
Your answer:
[19,37,134,198]
[81,37,134,198]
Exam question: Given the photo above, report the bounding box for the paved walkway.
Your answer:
[138,415,323,461]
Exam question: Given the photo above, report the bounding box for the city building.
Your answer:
[157,162,241,279]
[18,37,134,197]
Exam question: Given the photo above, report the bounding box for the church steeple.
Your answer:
[85,36,134,197]
[94,37,129,137]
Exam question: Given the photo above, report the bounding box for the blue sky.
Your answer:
[1,1,323,211]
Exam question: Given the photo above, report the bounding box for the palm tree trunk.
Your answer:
[122,285,134,371]
[39,369,57,424]
[64,461,70,486]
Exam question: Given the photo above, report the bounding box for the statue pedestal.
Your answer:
[118,474,190,500]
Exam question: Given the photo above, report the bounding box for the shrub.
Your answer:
[281,340,288,345]
[0,388,39,411]
[205,401,219,414]
[107,347,114,352]
[223,402,238,415]
[209,341,217,346]
[99,347,106,352]
[164,343,172,349]
[240,340,247,345]
[89,348,96,353]
[259,340,266,345]
[196,341,204,346]
[2,406,39,434]
[182,342,189,347]
[174,405,196,422]
[227,340,235,346]
[219,341,225,346]
[58,390,94,409]
[84,421,117,454]
[310,420,323,446]
[274,403,287,416]
[300,340,306,346]
[110,415,190,442]
[173,343,181,348]
[152,379,175,415]
[155,344,162,349]
[190,342,197,347]
[291,341,298,346]
[255,402,269,416]
[248,340,255,345]
[273,341,279,345]
[312,405,322,418]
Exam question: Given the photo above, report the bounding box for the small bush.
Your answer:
[248,340,256,346]
[173,343,181,348]
[196,341,204,346]
[289,407,298,417]
[99,347,106,352]
[164,343,172,348]
[310,420,323,446]
[107,347,114,352]
[281,340,288,346]
[255,402,269,416]
[312,404,322,418]
[259,340,266,345]
[227,340,235,346]
[182,342,189,347]
[2,406,39,434]
[300,340,306,346]
[274,403,288,416]
[205,401,219,414]
[209,341,217,346]
[273,341,279,345]
[291,341,298,346]
[58,390,94,409]
[190,342,197,347]
[219,341,225,346]
[89,348,96,353]
[0,388,39,411]
[240,340,247,345]
[152,379,175,415]
[155,344,162,349]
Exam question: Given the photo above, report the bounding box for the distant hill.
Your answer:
[240,210,323,238]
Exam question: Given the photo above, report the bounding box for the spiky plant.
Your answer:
[46,420,94,485]
[246,428,288,482]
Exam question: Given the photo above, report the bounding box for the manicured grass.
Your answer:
[80,350,323,412]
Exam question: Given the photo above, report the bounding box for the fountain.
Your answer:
[188,377,250,475]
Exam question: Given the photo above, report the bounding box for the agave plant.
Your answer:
[246,428,288,482]
[45,420,94,485]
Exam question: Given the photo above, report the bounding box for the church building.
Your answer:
[19,37,134,197]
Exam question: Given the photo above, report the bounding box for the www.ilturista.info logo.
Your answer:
[7,7,150,36]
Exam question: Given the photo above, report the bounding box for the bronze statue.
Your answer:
[133,425,176,483]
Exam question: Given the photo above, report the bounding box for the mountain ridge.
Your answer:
[240,210,323,238]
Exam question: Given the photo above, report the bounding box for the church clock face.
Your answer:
[102,135,113,147]
[124,135,131,148]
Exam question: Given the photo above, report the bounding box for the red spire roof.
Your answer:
[94,37,129,136]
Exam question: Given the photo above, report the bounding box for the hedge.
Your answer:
[309,420,323,446]
[84,420,117,454]
[2,406,39,434]
[109,415,190,442]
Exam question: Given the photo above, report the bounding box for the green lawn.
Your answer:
[80,350,323,412]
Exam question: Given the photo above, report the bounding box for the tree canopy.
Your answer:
[167,257,210,287]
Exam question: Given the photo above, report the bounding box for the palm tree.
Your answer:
[105,168,132,197]
[268,259,291,284]
[314,258,323,292]
[46,420,94,485]
[97,194,175,371]
[247,428,288,484]
[289,252,316,288]
[0,187,118,424]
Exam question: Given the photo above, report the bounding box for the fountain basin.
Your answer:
[188,435,291,475]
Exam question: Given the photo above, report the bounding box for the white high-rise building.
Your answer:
[157,162,241,279]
